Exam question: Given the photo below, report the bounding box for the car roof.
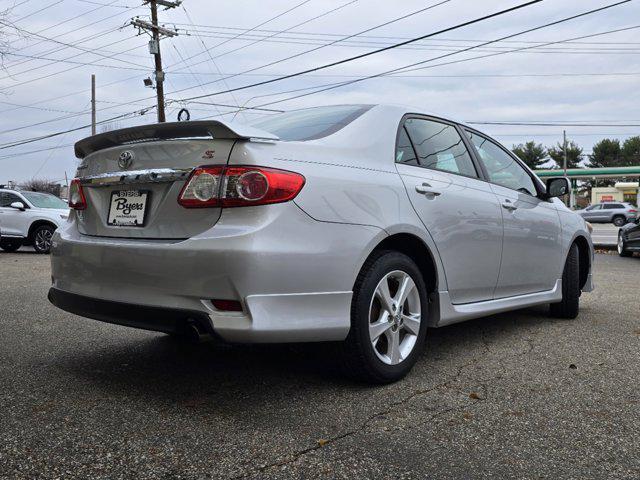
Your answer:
[366,103,471,128]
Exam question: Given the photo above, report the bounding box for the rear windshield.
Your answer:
[250,105,372,141]
[22,191,67,209]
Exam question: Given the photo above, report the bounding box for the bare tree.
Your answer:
[20,179,61,196]
[0,6,14,70]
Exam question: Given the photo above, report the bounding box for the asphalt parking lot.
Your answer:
[590,223,620,247]
[1,251,639,479]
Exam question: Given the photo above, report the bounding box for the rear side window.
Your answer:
[603,203,623,209]
[250,105,372,141]
[398,118,478,178]
[396,127,417,164]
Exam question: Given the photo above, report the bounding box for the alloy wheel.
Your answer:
[618,234,624,254]
[35,228,53,252]
[368,270,421,365]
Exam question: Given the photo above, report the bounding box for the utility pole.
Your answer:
[562,130,574,209]
[562,130,567,175]
[91,74,96,135]
[132,1,180,123]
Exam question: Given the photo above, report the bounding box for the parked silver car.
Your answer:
[49,104,594,383]
[576,202,637,227]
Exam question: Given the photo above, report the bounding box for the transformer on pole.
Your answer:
[131,1,180,123]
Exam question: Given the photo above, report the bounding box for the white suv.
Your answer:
[0,189,69,253]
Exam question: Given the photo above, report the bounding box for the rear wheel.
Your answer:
[549,244,580,319]
[612,215,626,227]
[618,232,632,257]
[339,251,428,384]
[0,240,22,252]
[32,225,55,254]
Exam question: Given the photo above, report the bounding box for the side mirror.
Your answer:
[545,177,570,199]
[9,201,26,211]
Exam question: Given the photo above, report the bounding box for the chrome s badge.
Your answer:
[118,150,135,170]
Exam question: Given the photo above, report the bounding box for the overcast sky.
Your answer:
[1,0,639,184]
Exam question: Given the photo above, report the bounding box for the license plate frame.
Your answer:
[107,189,150,227]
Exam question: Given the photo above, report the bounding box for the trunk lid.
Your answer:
[73,120,278,239]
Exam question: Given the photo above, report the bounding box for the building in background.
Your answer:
[591,182,639,205]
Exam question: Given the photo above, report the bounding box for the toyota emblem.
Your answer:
[118,150,134,170]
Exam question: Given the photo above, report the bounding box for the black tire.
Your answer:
[339,250,429,384]
[32,224,55,254]
[612,216,626,227]
[0,240,22,253]
[549,243,580,319]
[618,232,632,257]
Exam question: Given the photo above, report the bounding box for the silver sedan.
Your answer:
[49,104,594,383]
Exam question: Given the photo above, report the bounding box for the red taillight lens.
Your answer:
[629,209,637,213]
[177,166,224,208]
[178,165,305,208]
[68,178,87,210]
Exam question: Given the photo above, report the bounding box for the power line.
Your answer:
[196,0,359,63]
[0,106,156,150]
[76,0,139,8]
[172,24,640,46]
[0,143,75,161]
[6,5,143,67]
[2,40,143,89]
[11,0,63,23]
[165,70,640,79]
[0,20,148,69]
[179,3,243,120]
[227,1,635,114]
[166,0,313,68]
[174,0,545,103]
[180,28,640,53]
[3,48,152,71]
[176,0,452,96]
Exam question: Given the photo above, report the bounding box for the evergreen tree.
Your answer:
[512,141,547,170]
[548,140,583,169]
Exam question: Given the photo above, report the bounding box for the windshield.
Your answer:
[22,191,68,209]
[250,105,372,141]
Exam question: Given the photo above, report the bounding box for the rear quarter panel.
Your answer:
[227,106,450,293]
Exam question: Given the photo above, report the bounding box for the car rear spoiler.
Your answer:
[74,120,279,158]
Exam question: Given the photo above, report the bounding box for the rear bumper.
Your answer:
[48,287,352,343]
[48,287,214,336]
[49,202,381,342]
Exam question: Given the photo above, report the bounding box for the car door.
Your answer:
[593,204,613,222]
[626,219,640,249]
[0,192,28,238]
[395,116,503,304]
[466,131,562,298]
[581,205,600,221]
[602,203,623,223]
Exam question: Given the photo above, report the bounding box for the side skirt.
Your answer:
[430,280,562,327]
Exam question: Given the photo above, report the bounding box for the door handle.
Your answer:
[501,199,517,211]
[415,183,441,197]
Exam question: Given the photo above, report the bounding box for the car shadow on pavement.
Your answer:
[57,304,565,409]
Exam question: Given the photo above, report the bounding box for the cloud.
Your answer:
[1,0,638,182]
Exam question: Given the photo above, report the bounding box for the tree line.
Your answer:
[512,136,640,172]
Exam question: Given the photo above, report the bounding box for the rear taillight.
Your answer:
[629,209,637,213]
[68,178,87,210]
[178,165,305,208]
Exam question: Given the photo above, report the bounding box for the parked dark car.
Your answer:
[577,202,637,227]
[618,217,640,257]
